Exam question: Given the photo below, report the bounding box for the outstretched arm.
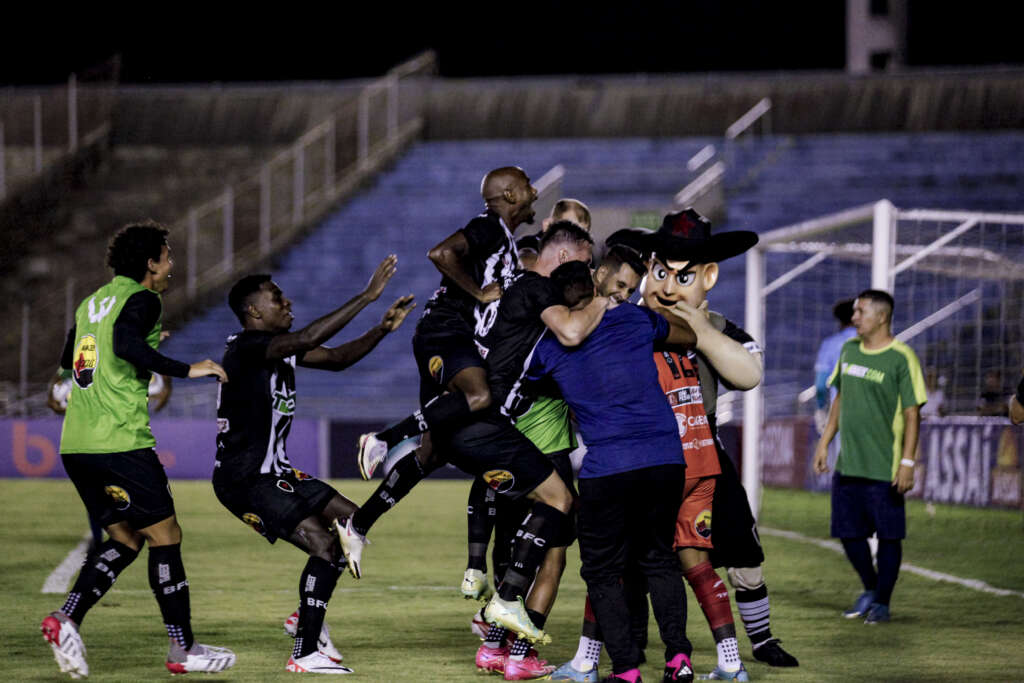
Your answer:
[266,255,398,360]
[428,232,501,304]
[299,295,416,371]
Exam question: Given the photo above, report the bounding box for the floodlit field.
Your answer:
[3,478,1023,682]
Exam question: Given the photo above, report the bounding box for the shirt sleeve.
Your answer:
[461,215,505,259]
[722,318,762,356]
[898,344,928,408]
[60,326,76,370]
[829,343,846,391]
[639,306,670,342]
[525,334,553,382]
[112,291,191,378]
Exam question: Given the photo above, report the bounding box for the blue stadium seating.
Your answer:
[163,132,1024,420]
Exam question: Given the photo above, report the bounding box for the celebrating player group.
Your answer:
[42,166,800,682]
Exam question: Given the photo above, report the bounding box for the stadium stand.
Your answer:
[162,131,1024,421]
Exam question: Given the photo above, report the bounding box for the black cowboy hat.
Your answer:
[648,208,757,263]
[605,227,655,259]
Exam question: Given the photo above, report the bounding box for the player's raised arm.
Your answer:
[256,255,398,360]
[299,295,416,371]
[664,301,762,390]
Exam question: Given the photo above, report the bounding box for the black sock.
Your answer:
[351,453,426,536]
[61,540,139,626]
[497,503,565,602]
[875,539,902,606]
[467,477,498,571]
[294,557,340,658]
[376,393,471,449]
[841,538,878,592]
[148,544,194,650]
[526,608,546,629]
[734,584,772,646]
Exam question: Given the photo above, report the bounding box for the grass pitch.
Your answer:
[3,478,1023,682]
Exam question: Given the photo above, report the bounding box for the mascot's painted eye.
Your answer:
[652,266,668,281]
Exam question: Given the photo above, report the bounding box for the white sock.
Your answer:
[570,635,602,671]
[716,637,741,672]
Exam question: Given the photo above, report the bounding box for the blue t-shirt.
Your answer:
[526,303,684,479]
[815,327,858,408]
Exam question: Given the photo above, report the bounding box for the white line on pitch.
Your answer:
[41,532,92,594]
[760,527,1024,599]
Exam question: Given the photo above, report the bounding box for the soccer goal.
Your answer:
[743,200,1024,515]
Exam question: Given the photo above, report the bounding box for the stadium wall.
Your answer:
[762,416,1023,509]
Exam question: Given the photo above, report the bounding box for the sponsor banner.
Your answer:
[766,415,1022,509]
[0,418,321,479]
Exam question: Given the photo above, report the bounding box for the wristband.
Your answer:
[900,458,916,468]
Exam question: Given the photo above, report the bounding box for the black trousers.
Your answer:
[578,463,691,673]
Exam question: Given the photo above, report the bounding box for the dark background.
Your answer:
[3,1,1023,85]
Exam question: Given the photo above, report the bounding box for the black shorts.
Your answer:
[62,448,176,531]
[444,417,554,502]
[412,328,485,406]
[494,449,578,548]
[831,472,906,540]
[708,447,765,569]
[213,468,337,544]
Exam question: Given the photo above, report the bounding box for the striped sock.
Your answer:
[734,585,772,647]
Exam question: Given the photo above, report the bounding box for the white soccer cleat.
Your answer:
[471,606,489,640]
[284,611,344,663]
[483,595,550,645]
[165,642,237,674]
[41,613,88,679]
[356,433,387,480]
[334,517,368,580]
[461,568,493,601]
[286,650,355,674]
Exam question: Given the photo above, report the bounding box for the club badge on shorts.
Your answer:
[428,355,444,382]
[242,512,266,536]
[104,485,131,510]
[483,469,515,494]
[694,509,712,539]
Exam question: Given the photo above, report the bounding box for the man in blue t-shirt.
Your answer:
[526,285,696,683]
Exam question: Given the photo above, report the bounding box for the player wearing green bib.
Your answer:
[814,289,927,626]
[42,223,236,678]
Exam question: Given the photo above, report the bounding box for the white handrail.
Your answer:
[726,97,772,140]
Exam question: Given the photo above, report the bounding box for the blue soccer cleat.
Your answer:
[549,660,599,682]
[842,590,876,618]
[864,603,891,624]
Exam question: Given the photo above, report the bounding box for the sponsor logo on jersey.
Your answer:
[242,512,266,535]
[669,386,702,406]
[483,469,515,493]
[676,414,688,437]
[428,355,444,382]
[73,334,98,388]
[842,362,885,383]
[216,418,229,434]
[273,389,296,415]
[292,468,312,480]
[277,479,295,493]
[694,509,712,539]
[104,485,131,510]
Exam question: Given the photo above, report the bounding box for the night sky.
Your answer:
[3,2,1022,86]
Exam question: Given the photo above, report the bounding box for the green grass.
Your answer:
[2,479,1023,681]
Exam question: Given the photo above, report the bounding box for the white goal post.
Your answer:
[743,200,1024,516]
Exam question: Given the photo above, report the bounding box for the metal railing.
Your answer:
[3,52,437,416]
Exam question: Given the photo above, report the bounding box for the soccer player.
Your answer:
[214,256,414,674]
[340,167,537,575]
[813,289,927,625]
[526,265,698,683]
[42,222,236,678]
[517,198,592,269]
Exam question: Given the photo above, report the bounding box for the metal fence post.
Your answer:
[260,164,271,255]
[743,246,765,519]
[187,209,198,298]
[68,73,78,152]
[357,90,369,170]
[20,302,29,416]
[872,199,896,292]
[222,186,234,272]
[324,119,336,198]
[33,95,43,173]
[65,278,76,331]
[0,121,5,200]
[387,74,398,142]
[293,143,305,227]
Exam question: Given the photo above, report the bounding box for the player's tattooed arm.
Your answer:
[299,294,416,371]
[266,255,398,360]
[540,295,610,346]
[428,231,501,304]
